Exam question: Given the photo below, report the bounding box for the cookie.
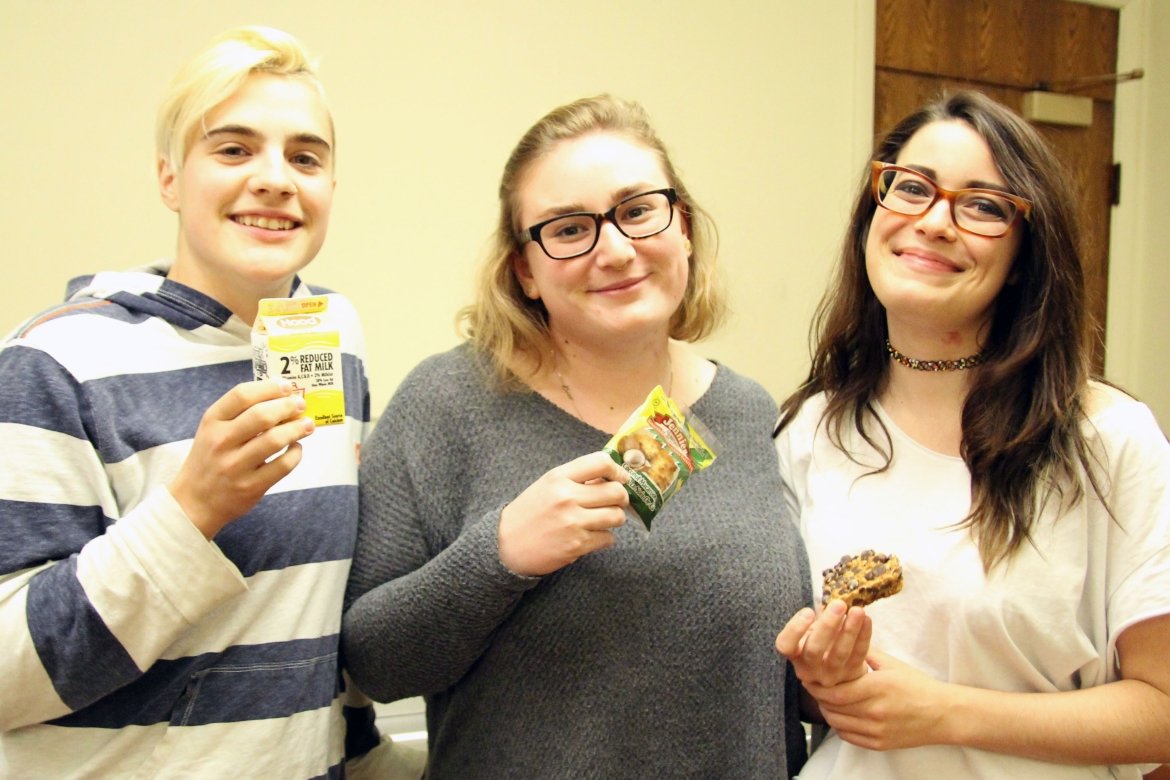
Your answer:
[618,429,679,492]
[820,550,903,607]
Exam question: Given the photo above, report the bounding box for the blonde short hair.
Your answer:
[458,94,726,388]
[155,25,328,172]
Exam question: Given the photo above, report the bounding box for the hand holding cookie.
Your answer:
[777,550,903,689]
[776,599,873,689]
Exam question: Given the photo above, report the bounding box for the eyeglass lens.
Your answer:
[876,168,1020,237]
[538,191,673,259]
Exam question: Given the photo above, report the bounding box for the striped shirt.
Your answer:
[0,265,370,779]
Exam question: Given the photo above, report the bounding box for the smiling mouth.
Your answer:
[234,215,299,231]
[595,276,644,293]
[895,249,961,272]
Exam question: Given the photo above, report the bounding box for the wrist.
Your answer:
[938,681,976,747]
[167,481,224,540]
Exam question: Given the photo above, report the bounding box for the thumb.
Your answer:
[775,607,817,657]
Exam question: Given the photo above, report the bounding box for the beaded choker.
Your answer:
[886,339,985,372]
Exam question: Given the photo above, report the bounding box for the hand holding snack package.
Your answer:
[603,385,717,529]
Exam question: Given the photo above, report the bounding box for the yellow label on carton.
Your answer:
[252,296,345,426]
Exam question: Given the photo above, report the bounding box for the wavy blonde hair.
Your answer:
[457,94,726,388]
[155,25,329,172]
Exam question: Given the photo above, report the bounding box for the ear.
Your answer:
[158,156,180,213]
[512,252,541,300]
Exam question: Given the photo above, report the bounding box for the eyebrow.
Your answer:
[532,182,663,222]
[904,164,1009,193]
[203,124,332,151]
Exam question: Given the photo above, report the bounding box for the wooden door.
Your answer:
[875,0,1118,373]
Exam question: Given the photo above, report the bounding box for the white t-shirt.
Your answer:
[775,382,1170,779]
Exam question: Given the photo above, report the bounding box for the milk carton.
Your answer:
[252,295,345,426]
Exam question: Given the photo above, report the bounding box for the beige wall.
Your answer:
[1107,0,1170,429]
[1,0,1164,431]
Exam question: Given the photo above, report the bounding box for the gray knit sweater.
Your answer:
[343,344,811,779]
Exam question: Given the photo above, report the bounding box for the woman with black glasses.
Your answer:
[774,91,1170,778]
[343,94,811,778]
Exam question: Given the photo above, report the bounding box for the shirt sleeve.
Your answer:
[1099,397,1170,661]
[0,342,245,731]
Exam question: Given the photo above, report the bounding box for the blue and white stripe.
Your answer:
[0,266,369,778]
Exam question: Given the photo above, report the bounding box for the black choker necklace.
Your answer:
[886,339,985,372]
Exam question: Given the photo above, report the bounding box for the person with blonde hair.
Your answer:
[0,25,388,777]
[774,91,1170,778]
[343,94,811,778]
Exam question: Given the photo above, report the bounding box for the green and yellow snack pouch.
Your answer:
[603,385,717,530]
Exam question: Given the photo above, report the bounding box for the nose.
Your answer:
[250,149,297,197]
[593,219,635,268]
[914,196,956,239]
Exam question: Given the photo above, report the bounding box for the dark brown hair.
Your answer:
[775,90,1101,571]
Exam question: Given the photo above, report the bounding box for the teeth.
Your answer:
[235,215,296,230]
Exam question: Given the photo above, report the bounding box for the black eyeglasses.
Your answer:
[518,188,679,260]
[871,162,1032,238]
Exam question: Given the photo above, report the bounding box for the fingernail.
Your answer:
[293,395,307,411]
[302,417,315,433]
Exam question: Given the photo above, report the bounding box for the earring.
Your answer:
[683,238,693,256]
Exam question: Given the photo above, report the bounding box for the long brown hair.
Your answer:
[776,90,1102,571]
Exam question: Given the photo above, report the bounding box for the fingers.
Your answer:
[205,380,308,446]
[203,378,299,424]
[171,380,316,539]
[780,599,874,688]
[552,451,631,515]
[798,599,849,662]
[564,450,630,486]
[844,610,874,673]
[497,452,633,576]
[776,607,817,657]
[821,604,871,673]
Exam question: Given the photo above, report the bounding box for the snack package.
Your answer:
[252,295,345,426]
[603,385,717,530]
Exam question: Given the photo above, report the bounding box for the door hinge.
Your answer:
[1110,162,1121,206]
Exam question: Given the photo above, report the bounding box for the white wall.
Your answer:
[1108,0,1170,428]
[1,0,1163,430]
[0,0,871,415]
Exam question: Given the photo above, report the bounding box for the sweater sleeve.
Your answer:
[0,343,246,731]
[342,356,540,703]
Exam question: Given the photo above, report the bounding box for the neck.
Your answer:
[879,366,969,456]
[885,339,985,372]
[548,336,674,428]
